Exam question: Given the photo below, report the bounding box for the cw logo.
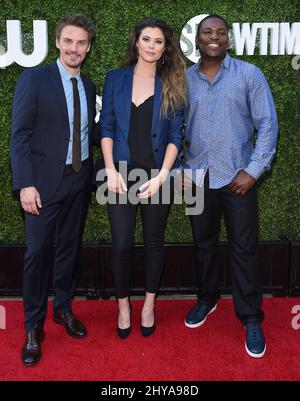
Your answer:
[0,305,6,329]
[0,20,48,68]
[291,305,300,330]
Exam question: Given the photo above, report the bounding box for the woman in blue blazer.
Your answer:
[100,18,186,338]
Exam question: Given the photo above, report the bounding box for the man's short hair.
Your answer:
[196,14,229,38]
[56,14,95,42]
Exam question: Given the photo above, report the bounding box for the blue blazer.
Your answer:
[100,66,184,168]
[10,62,97,201]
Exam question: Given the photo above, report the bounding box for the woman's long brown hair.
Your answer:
[122,18,187,117]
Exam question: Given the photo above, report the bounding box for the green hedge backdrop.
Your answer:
[0,0,299,244]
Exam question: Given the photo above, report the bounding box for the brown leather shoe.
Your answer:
[21,328,45,366]
[53,311,87,338]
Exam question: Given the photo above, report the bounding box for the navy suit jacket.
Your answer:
[10,62,97,201]
[100,66,184,168]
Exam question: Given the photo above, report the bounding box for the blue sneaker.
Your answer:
[184,303,217,328]
[245,322,266,358]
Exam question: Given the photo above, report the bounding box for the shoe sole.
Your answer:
[245,342,266,358]
[184,304,217,328]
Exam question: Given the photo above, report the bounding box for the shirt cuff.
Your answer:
[244,161,265,181]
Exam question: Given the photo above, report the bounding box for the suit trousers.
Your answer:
[189,174,264,324]
[23,161,90,330]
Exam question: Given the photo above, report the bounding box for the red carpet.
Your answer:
[0,298,299,381]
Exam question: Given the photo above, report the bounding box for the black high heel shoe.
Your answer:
[141,323,155,337]
[141,308,155,337]
[117,302,132,339]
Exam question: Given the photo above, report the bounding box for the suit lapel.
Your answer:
[123,67,133,136]
[48,62,69,122]
[122,67,161,136]
[152,74,162,134]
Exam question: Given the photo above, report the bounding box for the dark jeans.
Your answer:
[107,173,172,299]
[23,161,91,330]
[190,174,264,324]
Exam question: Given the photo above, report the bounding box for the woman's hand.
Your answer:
[106,168,127,194]
[138,169,169,199]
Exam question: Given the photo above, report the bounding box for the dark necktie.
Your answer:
[71,77,82,173]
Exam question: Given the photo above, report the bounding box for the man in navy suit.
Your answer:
[10,14,97,366]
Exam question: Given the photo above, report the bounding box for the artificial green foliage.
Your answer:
[0,0,299,243]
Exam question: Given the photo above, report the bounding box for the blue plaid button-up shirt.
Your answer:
[184,54,278,189]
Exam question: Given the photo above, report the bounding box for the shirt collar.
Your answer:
[195,53,231,72]
[56,58,81,81]
[222,53,231,69]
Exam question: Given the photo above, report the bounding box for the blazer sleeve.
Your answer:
[167,107,184,153]
[10,69,38,191]
[100,71,115,140]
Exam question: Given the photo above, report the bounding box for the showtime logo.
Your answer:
[180,14,300,63]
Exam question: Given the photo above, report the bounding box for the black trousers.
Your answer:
[23,161,91,330]
[190,174,264,324]
[107,180,171,299]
